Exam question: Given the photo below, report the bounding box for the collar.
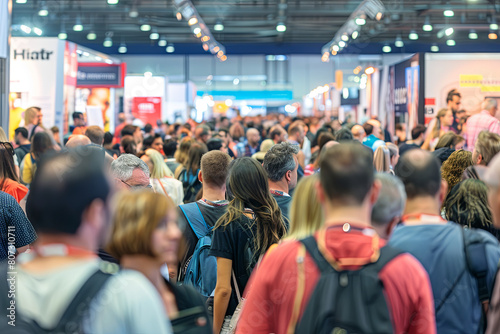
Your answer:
[270,189,290,197]
[401,213,446,224]
[199,198,229,207]
[18,243,97,263]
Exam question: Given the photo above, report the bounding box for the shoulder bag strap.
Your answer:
[156,179,172,200]
[231,270,241,303]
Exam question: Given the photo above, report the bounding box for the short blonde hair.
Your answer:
[106,190,175,260]
[286,175,323,240]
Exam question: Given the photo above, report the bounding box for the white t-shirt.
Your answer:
[17,259,172,334]
[152,177,184,206]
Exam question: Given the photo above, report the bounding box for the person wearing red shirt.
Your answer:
[237,143,436,334]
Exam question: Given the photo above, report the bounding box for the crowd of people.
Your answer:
[2,88,500,333]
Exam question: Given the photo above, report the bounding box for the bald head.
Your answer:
[394,149,441,199]
[66,135,91,148]
[351,125,366,142]
[246,128,261,146]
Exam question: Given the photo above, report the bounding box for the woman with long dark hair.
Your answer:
[0,142,28,202]
[22,132,54,185]
[178,143,207,203]
[209,157,286,333]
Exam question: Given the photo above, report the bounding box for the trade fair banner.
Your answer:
[9,37,64,139]
[77,63,126,88]
[131,97,162,127]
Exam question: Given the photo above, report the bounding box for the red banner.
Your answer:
[131,97,162,127]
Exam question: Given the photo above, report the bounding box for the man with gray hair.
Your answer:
[263,142,299,226]
[466,98,500,150]
[371,173,406,239]
[110,154,152,191]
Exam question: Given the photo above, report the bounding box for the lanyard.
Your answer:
[200,198,229,207]
[270,189,290,197]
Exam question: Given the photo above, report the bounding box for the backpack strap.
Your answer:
[300,236,334,274]
[53,269,112,331]
[364,245,404,274]
[463,227,490,302]
[180,202,210,240]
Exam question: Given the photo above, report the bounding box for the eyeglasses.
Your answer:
[120,179,152,190]
[0,142,15,157]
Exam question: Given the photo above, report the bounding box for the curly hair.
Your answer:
[441,149,473,194]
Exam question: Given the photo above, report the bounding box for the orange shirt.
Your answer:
[1,178,28,203]
[236,226,436,334]
[72,126,87,135]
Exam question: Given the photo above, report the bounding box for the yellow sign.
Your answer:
[459,74,500,92]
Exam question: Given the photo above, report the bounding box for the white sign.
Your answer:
[86,105,104,129]
[0,0,9,59]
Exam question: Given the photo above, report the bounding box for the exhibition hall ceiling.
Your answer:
[11,0,500,46]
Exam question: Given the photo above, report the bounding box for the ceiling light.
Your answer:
[276,22,286,32]
[409,30,419,40]
[20,25,31,34]
[331,50,337,56]
[221,55,227,61]
[188,17,198,26]
[144,71,152,77]
[140,24,151,32]
[107,0,119,4]
[341,34,349,41]
[469,30,478,39]
[87,31,96,40]
[193,27,201,35]
[395,35,404,47]
[83,51,89,57]
[423,17,433,31]
[103,37,113,47]
[16,0,27,3]
[105,59,113,64]
[129,7,139,18]
[444,10,454,17]
[158,38,167,47]
[203,43,209,51]
[214,21,224,31]
[351,31,359,39]
[365,67,375,75]
[166,44,175,53]
[338,41,346,48]
[225,99,233,107]
[446,39,456,46]
[431,45,439,52]
[353,66,361,74]
[355,17,366,26]
[118,43,127,53]
[201,36,210,42]
[445,27,454,36]
[490,18,499,30]
[33,27,42,36]
[376,12,383,21]
[332,45,340,52]
[150,31,159,40]
[382,45,391,53]
[38,7,48,17]
[176,12,182,21]
[233,78,240,85]
[58,32,67,39]
[73,16,83,32]
[489,31,498,40]
[95,56,102,61]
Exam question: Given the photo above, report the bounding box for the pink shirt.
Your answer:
[466,110,500,150]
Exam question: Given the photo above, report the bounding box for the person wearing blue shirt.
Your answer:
[389,149,500,334]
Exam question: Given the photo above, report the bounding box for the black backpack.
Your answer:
[295,236,403,334]
[0,263,113,334]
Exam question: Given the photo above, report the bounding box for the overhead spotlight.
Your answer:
[140,24,151,32]
[107,0,119,4]
[489,31,498,40]
[105,59,113,64]
[150,31,159,40]
[446,39,456,46]
[20,25,31,34]
[166,44,175,53]
[331,50,337,56]
[339,41,346,48]
[202,43,209,51]
[158,38,167,47]
[276,22,286,32]
[33,27,42,36]
[73,17,83,32]
[444,10,454,17]
[103,36,113,47]
[129,7,139,18]
[16,0,27,3]
[221,55,227,61]
[118,43,127,53]
[365,66,375,75]
[38,4,48,17]
[431,44,439,52]
[395,35,404,47]
[353,66,361,74]
[469,29,478,39]
[445,27,454,36]
[490,17,499,30]
[176,12,182,21]
[332,45,340,52]
[214,21,224,31]
[376,12,383,21]
[355,17,366,26]
[341,34,349,41]
[382,45,391,53]
[351,31,359,39]
[201,36,210,42]
[423,17,433,31]
[409,30,419,40]
[188,17,198,26]
[87,31,97,40]
[233,78,240,85]
[193,27,201,35]
[58,31,67,39]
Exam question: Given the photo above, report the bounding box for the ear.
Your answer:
[477,154,483,165]
[438,179,448,204]
[80,199,106,235]
[198,170,203,183]
[385,216,400,237]
[315,179,326,205]
[285,170,292,183]
[369,179,382,206]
